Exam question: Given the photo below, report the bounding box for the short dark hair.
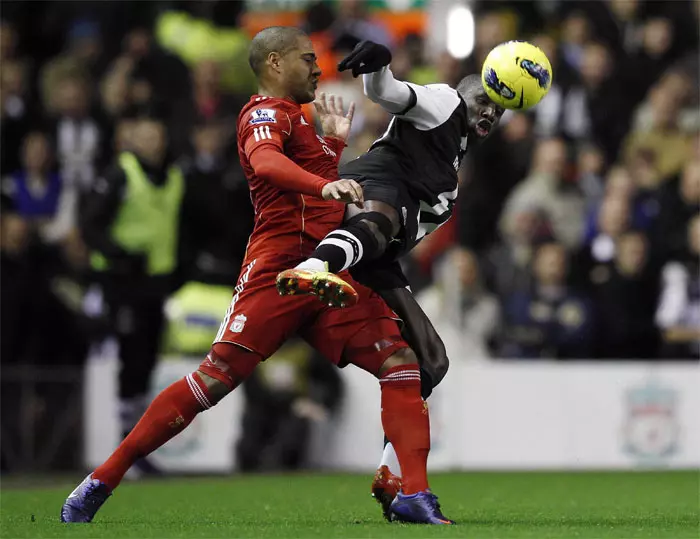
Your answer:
[248,26,307,77]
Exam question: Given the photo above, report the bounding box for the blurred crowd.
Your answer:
[409,0,700,362]
[1,0,698,382]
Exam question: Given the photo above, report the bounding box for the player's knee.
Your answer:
[378,346,419,377]
[195,371,232,404]
[359,219,389,253]
[346,211,397,259]
[198,342,262,403]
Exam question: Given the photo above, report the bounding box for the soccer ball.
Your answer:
[481,41,552,111]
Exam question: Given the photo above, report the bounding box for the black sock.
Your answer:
[311,222,380,273]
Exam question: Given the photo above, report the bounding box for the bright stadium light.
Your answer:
[446,4,475,59]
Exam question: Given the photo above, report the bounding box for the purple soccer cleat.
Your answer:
[389,490,456,525]
[60,474,112,523]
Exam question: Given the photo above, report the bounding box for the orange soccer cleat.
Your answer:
[275,268,358,308]
[371,465,402,521]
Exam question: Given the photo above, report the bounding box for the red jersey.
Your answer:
[237,95,346,265]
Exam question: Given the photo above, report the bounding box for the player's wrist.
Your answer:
[325,135,347,146]
[318,180,332,199]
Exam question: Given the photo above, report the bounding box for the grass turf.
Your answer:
[1,471,698,538]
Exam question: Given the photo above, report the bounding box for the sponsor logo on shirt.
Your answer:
[249,108,277,125]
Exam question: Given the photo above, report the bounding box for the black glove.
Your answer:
[337,40,392,78]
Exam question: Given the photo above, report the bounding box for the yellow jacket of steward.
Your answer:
[88,152,184,276]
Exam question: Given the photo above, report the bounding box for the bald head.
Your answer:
[249,26,308,77]
[456,74,483,98]
[457,74,505,141]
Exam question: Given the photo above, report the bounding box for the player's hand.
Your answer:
[321,179,364,208]
[338,40,392,78]
[314,92,355,141]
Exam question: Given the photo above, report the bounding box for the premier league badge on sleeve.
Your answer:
[249,109,277,125]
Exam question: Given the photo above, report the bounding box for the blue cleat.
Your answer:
[389,490,456,525]
[60,474,112,523]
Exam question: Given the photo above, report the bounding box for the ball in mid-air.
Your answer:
[481,40,552,111]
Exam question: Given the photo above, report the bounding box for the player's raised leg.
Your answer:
[60,343,260,523]
[277,200,400,307]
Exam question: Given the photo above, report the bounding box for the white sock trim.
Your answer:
[295,258,327,271]
[332,229,364,263]
[320,237,356,271]
[186,374,211,410]
[379,442,402,477]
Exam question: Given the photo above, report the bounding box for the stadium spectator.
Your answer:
[459,111,535,253]
[120,27,190,104]
[623,17,679,107]
[633,70,698,134]
[40,19,106,115]
[530,33,579,138]
[330,0,393,52]
[169,59,244,156]
[583,166,658,246]
[81,114,184,476]
[1,58,35,174]
[499,241,595,359]
[236,341,343,472]
[500,137,585,250]
[575,142,606,207]
[590,231,660,359]
[0,130,90,438]
[574,192,633,287]
[579,0,645,57]
[417,247,500,360]
[654,159,700,262]
[622,80,694,186]
[559,11,592,74]
[2,131,80,245]
[487,202,553,299]
[46,75,107,191]
[656,214,700,359]
[178,122,253,286]
[99,57,136,120]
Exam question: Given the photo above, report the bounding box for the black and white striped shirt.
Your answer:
[341,76,469,243]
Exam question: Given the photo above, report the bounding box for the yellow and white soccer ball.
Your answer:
[481,40,553,111]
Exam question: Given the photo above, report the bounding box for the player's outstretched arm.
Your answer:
[338,41,414,115]
[249,148,363,206]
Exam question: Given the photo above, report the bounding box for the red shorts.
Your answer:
[211,257,408,376]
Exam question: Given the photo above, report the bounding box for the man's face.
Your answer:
[534,243,567,286]
[464,84,504,140]
[616,233,647,275]
[133,120,166,163]
[22,134,50,171]
[56,80,88,118]
[278,36,321,104]
[689,216,700,255]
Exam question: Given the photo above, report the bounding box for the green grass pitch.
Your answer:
[2,471,698,538]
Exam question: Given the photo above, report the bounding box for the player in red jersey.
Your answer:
[61,26,454,526]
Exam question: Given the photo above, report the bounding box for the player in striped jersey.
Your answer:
[276,40,505,518]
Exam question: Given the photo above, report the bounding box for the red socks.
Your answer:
[380,364,430,494]
[93,373,211,490]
